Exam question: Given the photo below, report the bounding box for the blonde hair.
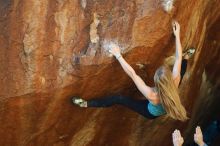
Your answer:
[154,65,188,121]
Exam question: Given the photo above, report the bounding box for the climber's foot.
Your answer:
[72,97,87,107]
[183,48,195,60]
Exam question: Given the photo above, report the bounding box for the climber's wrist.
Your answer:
[175,33,180,39]
[175,35,181,43]
[198,141,205,146]
[115,53,122,60]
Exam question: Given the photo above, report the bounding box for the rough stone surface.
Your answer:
[0,0,219,146]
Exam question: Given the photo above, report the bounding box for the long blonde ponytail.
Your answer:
[154,66,188,121]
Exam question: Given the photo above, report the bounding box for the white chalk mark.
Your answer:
[55,10,68,44]
[136,63,145,69]
[90,13,100,43]
[162,0,175,12]
[102,40,126,57]
[81,0,87,9]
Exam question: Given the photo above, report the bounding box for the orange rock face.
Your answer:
[0,0,219,145]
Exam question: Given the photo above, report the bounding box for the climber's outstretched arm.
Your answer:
[108,47,156,101]
[172,21,183,87]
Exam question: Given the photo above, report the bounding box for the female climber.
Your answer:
[72,21,194,121]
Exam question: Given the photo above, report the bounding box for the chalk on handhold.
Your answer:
[136,63,145,69]
[102,40,121,57]
[162,0,175,13]
[90,13,100,43]
[102,39,128,57]
[81,0,87,9]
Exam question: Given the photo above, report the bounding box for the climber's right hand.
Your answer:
[172,21,180,37]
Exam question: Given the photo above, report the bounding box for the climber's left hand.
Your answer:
[108,46,121,57]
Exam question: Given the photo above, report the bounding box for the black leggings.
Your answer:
[180,59,187,84]
[87,59,188,119]
[88,95,157,119]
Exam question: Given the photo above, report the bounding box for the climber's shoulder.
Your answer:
[146,88,160,104]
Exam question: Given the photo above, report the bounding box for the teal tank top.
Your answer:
[148,102,166,116]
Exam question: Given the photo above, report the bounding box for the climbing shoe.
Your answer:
[72,97,87,107]
[183,48,195,59]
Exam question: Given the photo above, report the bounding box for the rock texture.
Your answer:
[0,0,220,146]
